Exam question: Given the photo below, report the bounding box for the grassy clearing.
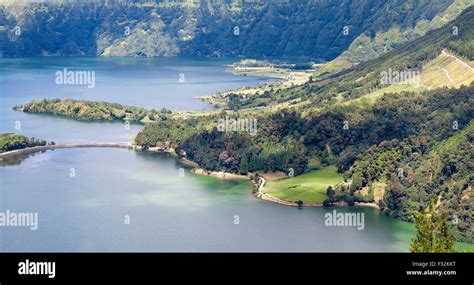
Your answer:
[312,58,352,78]
[340,84,421,107]
[337,50,473,109]
[265,165,343,203]
[454,242,474,253]
[420,51,474,89]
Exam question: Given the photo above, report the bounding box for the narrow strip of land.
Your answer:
[0,142,132,159]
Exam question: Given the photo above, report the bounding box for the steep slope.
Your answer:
[0,0,458,60]
[338,49,474,107]
[306,6,474,108]
[324,0,473,71]
[419,49,474,89]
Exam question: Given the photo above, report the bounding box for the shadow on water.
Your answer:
[130,149,417,252]
[0,149,50,167]
[133,150,252,197]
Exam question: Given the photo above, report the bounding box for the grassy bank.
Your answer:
[454,242,474,253]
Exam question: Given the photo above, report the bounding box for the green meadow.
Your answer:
[265,165,343,203]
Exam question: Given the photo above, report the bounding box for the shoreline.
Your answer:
[190,165,380,209]
[196,63,311,107]
[136,147,382,209]
[190,168,249,180]
[1,142,380,210]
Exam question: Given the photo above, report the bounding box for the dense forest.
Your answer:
[0,0,458,61]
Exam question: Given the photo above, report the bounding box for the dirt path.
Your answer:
[437,66,453,82]
[442,50,474,71]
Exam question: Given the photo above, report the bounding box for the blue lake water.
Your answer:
[0,57,270,143]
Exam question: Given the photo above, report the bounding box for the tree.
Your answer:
[249,152,259,171]
[326,186,335,198]
[239,155,249,174]
[350,172,363,193]
[410,201,454,253]
[267,154,277,172]
[410,207,434,253]
[433,212,454,253]
[323,199,333,207]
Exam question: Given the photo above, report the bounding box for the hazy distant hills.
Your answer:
[0,0,467,61]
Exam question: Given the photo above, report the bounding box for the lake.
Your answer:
[0,57,416,252]
[0,57,271,143]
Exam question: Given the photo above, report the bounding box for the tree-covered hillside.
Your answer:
[0,0,458,60]
[135,80,474,243]
[346,119,473,243]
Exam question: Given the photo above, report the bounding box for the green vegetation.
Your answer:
[136,80,474,242]
[454,242,474,252]
[179,127,309,176]
[4,3,473,246]
[340,85,421,107]
[265,166,343,204]
[0,133,53,153]
[233,59,272,68]
[333,0,472,66]
[410,201,454,253]
[345,119,474,243]
[312,6,474,106]
[134,118,201,149]
[419,50,474,89]
[14,99,171,124]
[232,6,473,110]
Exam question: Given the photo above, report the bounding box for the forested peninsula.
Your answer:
[14,99,172,124]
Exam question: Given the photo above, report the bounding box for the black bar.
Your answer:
[0,253,472,284]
